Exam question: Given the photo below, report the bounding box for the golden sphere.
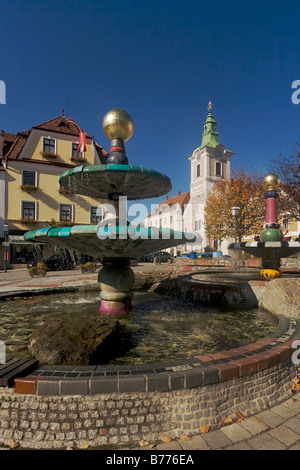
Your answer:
[263,173,280,191]
[102,109,133,142]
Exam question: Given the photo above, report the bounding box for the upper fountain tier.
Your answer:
[59,109,172,201]
[58,164,172,201]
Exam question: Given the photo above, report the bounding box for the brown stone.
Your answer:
[28,314,131,365]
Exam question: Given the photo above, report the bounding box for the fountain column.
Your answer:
[98,257,135,314]
[98,109,136,314]
[259,174,283,278]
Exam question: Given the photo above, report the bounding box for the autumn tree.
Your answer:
[269,148,300,220]
[205,169,265,244]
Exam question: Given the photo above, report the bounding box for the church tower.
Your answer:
[187,102,234,251]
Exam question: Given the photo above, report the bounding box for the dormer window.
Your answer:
[71,142,85,162]
[72,142,81,157]
[43,137,55,153]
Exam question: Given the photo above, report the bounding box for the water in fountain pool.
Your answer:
[0,291,278,364]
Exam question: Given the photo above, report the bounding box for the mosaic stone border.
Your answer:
[14,316,299,396]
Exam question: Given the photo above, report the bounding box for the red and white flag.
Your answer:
[68,118,87,153]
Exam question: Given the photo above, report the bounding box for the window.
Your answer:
[22,201,36,220]
[216,162,222,176]
[170,216,173,224]
[195,220,201,230]
[72,142,82,158]
[282,218,289,229]
[43,138,55,153]
[59,204,73,221]
[197,164,201,178]
[91,206,104,223]
[22,170,36,186]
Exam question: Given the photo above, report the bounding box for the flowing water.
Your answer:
[0,290,278,364]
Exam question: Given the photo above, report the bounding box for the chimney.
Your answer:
[177,191,181,196]
[165,196,168,200]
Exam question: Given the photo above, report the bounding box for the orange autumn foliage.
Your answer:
[205,169,265,243]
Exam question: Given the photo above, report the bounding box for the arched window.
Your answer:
[197,164,201,178]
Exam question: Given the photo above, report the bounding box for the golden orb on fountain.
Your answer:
[102,109,134,142]
[263,174,280,191]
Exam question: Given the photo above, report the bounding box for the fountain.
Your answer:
[228,173,300,278]
[24,109,199,313]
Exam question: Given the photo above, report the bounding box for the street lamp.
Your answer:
[231,207,241,243]
[3,223,9,273]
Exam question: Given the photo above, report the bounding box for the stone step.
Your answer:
[0,357,39,386]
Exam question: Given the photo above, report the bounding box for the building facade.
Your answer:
[144,191,191,256]
[145,103,234,255]
[0,114,107,268]
[186,103,234,252]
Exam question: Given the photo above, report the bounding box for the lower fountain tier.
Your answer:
[228,241,300,260]
[24,225,200,259]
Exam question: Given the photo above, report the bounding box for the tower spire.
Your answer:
[199,101,220,150]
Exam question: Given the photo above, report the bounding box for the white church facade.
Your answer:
[145,103,234,255]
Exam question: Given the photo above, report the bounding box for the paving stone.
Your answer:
[288,398,300,412]
[224,442,253,450]
[289,443,300,450]
[155,440,183,450]
[255,410,286,428]
[271,404,299,419]
[284,416,300,434]
[201,430,233,449]
[220,422,252,442]
[291,392,300,401]
[239,417,269,436]
[179,435,210,450]
[268,426,300,447]
[248,433,287,450]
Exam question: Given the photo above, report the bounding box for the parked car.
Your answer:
[143,251,172,262]
[27,252,76,271]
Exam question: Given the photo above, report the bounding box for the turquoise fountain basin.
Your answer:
[59,164,172,200]
[24,225,199,258]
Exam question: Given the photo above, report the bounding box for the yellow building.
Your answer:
[0,113,108,267]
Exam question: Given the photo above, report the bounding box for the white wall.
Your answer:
[0,171,6,238]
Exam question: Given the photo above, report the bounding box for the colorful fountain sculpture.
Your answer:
[24,109,199,313]
[229,173,300,278]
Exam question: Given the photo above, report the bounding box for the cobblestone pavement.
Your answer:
[0,266,299,451]
[126,392,300,451]
[0,264,168,295]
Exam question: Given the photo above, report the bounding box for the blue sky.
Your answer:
[1,0,300,206]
